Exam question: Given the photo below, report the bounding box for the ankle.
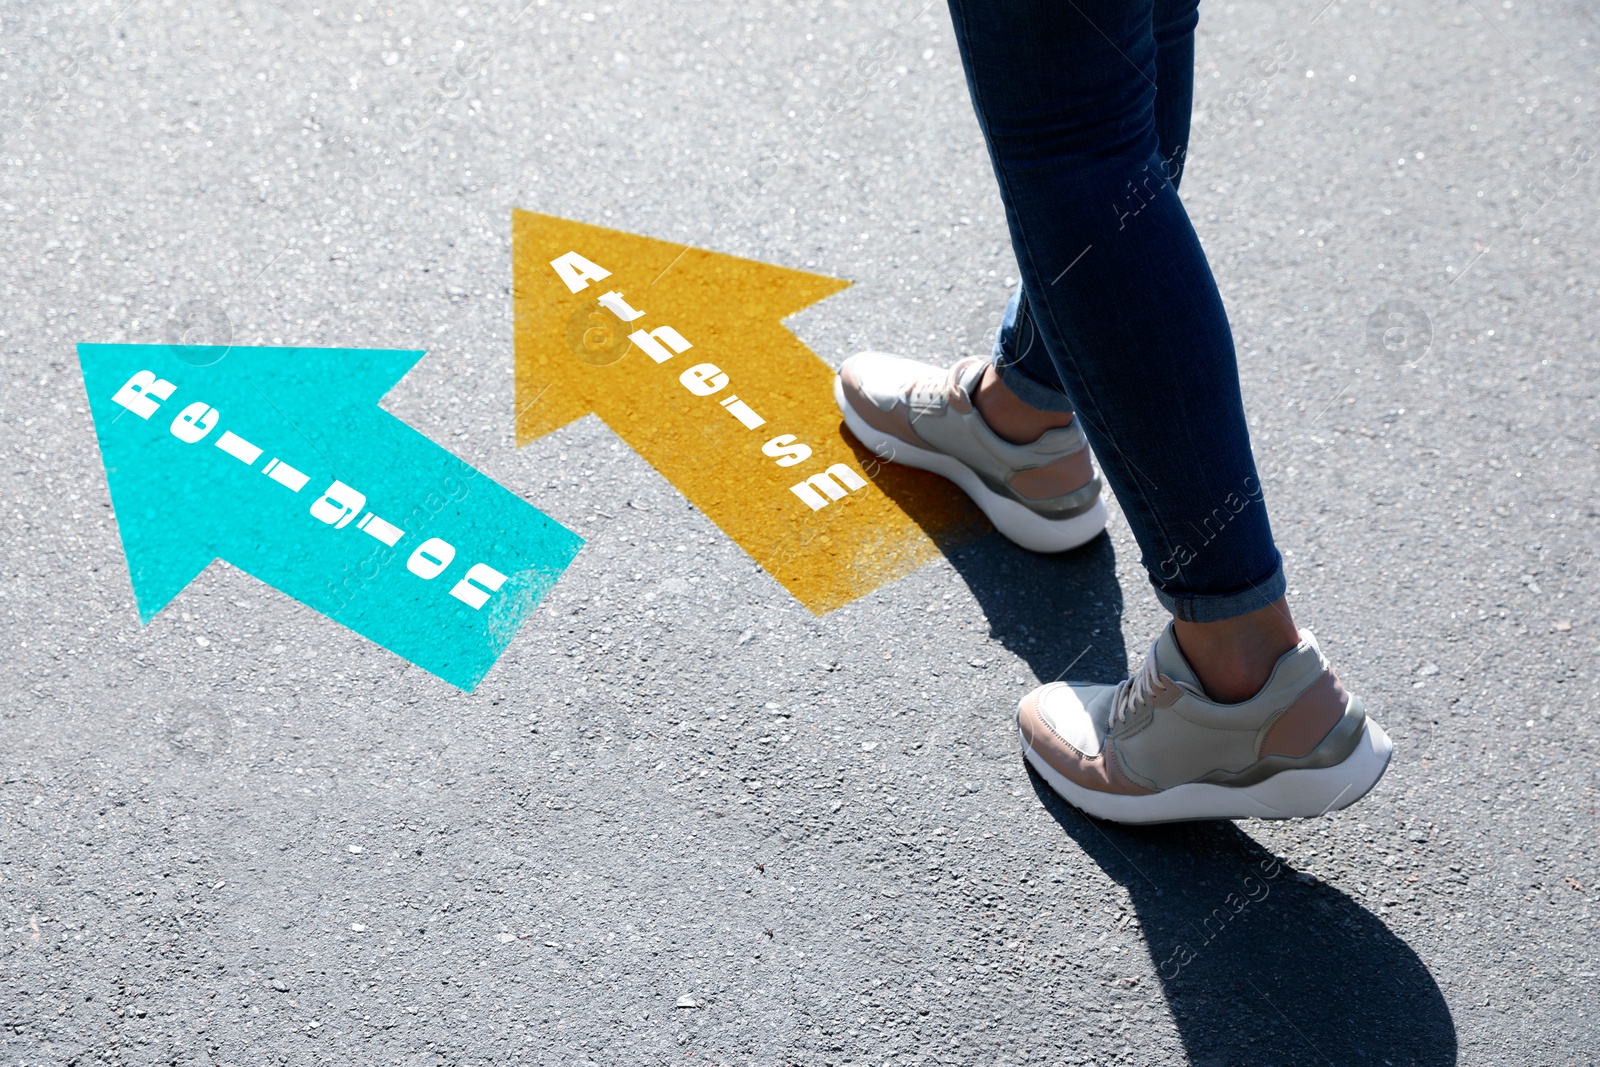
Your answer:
[973,365,1075,446]
[1172,599,1301,704]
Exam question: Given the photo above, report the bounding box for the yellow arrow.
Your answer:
[512,210,990,613]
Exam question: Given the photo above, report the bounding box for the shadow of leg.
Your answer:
[1025,765,1458,1066]
[946,530,1129,686]
[840,412,1126,686]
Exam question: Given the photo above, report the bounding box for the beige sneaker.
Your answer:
[835,353,1105,553]
[1019,624,1392,823]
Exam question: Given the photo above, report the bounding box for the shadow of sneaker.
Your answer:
[947,528,1129,686]
[1024,765,1457,1065]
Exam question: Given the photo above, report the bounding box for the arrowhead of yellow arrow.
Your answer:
[512,209,989,614]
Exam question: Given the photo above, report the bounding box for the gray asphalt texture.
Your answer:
[2,0,1598,1064]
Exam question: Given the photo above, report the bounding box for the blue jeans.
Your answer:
[947,0,1286,623]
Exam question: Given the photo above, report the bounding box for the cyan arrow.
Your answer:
[78,343,583,691]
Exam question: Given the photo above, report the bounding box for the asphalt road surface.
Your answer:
[3,0,1598,1064]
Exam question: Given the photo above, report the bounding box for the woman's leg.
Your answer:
[1152,0,1198,187]
[946,0,1391,822]
[948,0,1285,631]
[987,0,1200,424]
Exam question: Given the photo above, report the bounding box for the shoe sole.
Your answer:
[1019,716,1394,824]
[834,377,1108,554]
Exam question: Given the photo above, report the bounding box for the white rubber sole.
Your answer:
[1020,717,1394,824]
[834,377,1108,554]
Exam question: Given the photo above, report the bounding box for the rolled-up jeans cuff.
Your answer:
[990,288,1078,414]
[990,355,1078,414]
[985,351,1075,415]
[1152,557,1287,623]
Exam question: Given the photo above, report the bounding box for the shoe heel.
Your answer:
[835,377,1107,554]
[1246,719,1394,818]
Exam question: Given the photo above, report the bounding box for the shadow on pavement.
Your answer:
[945,530,1130,685]
[1025,769,1458,1065]
[886,480,1454,1063]
[875,477,1453,1061]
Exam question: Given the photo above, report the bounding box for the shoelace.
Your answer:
[1108,636,1171,729]
[906,359,979,412]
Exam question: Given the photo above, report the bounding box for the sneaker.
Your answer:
[1018,624,1392,823]
[834,353,1106,553]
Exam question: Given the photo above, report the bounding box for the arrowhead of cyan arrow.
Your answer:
[78,344,225,621]
[79,343,427,622]
[79,342,582,689]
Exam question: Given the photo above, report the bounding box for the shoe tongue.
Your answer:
[1153,623,1203,691]
[951,358,987,397]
